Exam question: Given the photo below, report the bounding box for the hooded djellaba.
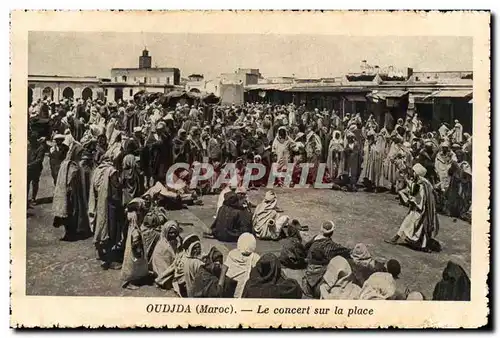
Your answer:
[445,150,472,221]
[140,196,169,265]
[349,243,386,286]
[358,129,379,191]
[191,247,232,298]
[242,253,303,299]
[326,130,344,179]
[382,134,405,191]
[252,190,280,240]
[432,261,471,301]
[339,130,361,190]
[358,272,397,300]
[172,234,203,297]
[272,126,294,169]
[121,148,143,206]
[149,121,174,183]
[319,256,361,300]
[211,191,253,242]
[89,155,124,269]
[172,128,189,163]
[120,204,149,290]
[49,133,69,184]
[152,220,183,289]
[435,141,458,192]
[52,140,92,241]
[224,233,261,298]
[279,219,307,270]
[374,128,390,188]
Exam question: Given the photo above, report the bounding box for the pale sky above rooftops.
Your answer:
[29,32,472,81]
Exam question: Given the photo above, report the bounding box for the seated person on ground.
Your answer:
[214,183,236,218]
[358,272,397,300]
[172,234,203,297]
[139,204,166,267]
[224,232,261,298]
[151,220,183,289]
[319,256,361,300]
[253,190,285,240]
[302,240,330,299]
[432,261,470,301]
[204,191,253,242]
[242,253,303,299]
[348,243,386,286]
[304,221,351,260]
[191,247,230,298]
[302,221,351,298]
[279,219,307,269]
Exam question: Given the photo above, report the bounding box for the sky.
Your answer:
[28,32,472,80]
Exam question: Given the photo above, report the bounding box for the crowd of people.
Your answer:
[26,94,472,300]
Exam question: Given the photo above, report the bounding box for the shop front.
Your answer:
[425,90,473,132]
[366,89,409,127]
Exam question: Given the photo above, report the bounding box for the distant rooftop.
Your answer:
[28,74,101,83]
[413,70,473,73]
[29,74,99,79]
[111,67,179,72]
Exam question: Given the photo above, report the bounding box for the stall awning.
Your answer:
[245,83,292,91]
[429,90,472,98]
[343,94,367,102]
[410,94,433,103]
[367,90,409,100]
[285,86,367,93]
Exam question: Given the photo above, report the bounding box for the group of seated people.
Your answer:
[120,186,471,301]
[205,187,309,243]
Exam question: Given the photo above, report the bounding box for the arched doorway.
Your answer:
[28,87,33,105]
[82,87,93,100]
[62,87,74,99]
[114,88,123,102]
[42,87,54,100]
[189,88,201,93]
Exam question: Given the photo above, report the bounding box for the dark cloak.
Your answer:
[121,154,143,206]
[52,145,91,238]
[304,237,352,263]
[172,136,189,163]
[149,132,173,183]
[191,247,234,298]
[416,149,438,184]
[279,222,307,269]
[445,162,472,220]
[432,261,471,301]
[301,237,351,298]
[242,253,303,299]
[212,192,253,243]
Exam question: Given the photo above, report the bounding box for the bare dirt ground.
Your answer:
[25,158,471,299]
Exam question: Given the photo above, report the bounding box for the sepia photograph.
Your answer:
[10,10,490,328]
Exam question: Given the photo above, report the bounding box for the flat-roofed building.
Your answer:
[103,49,181,101]
[28,74,103,104]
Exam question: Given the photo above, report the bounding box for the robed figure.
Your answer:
[387,163,440,252]
[52,141,91,241]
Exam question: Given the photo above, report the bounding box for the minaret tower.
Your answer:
[139,48,152,69]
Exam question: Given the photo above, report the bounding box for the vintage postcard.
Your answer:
[10,10,490,328]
